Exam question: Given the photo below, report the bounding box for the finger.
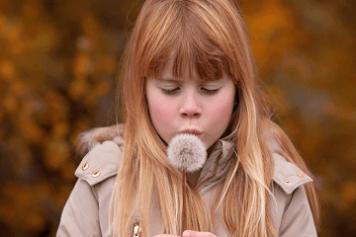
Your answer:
[182,230,217,237]
[152,235,181,237]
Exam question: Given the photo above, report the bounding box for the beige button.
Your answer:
[92,170,101,178]
[285,179,291,185]
[133,224,141,237]
[81,161,89,171]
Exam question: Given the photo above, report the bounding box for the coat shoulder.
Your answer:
[272,152,313,194]
[74,126,124,186]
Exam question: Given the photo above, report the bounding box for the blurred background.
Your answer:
[0,0,355,236]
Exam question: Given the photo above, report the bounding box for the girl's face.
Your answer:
[145,61,236,150]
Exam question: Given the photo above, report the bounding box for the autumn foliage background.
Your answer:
[0,0,355,236]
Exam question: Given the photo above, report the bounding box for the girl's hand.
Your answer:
[182,230,217,237]
[152,230,217,237]
[152,235,180,237]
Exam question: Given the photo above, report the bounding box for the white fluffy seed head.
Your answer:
[167,134,207,173]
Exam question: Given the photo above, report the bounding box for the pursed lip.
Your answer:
[179,128,203,136]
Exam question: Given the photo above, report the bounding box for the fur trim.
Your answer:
[76,124,124,155]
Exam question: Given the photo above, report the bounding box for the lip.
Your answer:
[179,128,203,136]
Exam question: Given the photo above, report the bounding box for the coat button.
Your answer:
[133,223,142,237]
[92,170,101,178]
[81,161,89,171]
[298,171,305,178]
[284,179,291,185]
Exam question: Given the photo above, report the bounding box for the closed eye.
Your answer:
[161,87,180,95]
[200,87,220,95]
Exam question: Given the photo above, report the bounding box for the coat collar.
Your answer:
[194,137,235,190]
[75,127,313,195]
[196,137,313,194]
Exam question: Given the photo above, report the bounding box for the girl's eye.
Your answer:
[200,87,220,95]
[161,87,180,95]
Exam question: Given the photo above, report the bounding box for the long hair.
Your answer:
[111,1,319,236]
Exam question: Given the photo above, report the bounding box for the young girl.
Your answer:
[57,0,319,236]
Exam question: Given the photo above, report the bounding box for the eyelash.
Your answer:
[201,88,219,95]
[161,88,180,95]
[161,87,220,95]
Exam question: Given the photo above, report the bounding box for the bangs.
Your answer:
[138,1,234,82]
[149,45,231,81]
[147,42,233,82]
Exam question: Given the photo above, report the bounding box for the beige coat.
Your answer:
[57,134,317,237]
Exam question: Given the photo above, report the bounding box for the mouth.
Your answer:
[179,128,203,136]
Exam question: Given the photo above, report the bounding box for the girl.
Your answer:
[57,0,319,236]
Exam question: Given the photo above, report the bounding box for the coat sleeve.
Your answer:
[56,179,101,237]
[56,140,121,237]
[279,186,317,237]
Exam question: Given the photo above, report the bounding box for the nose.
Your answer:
[179,92,202,118]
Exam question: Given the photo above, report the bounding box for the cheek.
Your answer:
[205,92,235,132]
[149,100,175,124]
[209,101,233,124]
[146,92,177,137]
